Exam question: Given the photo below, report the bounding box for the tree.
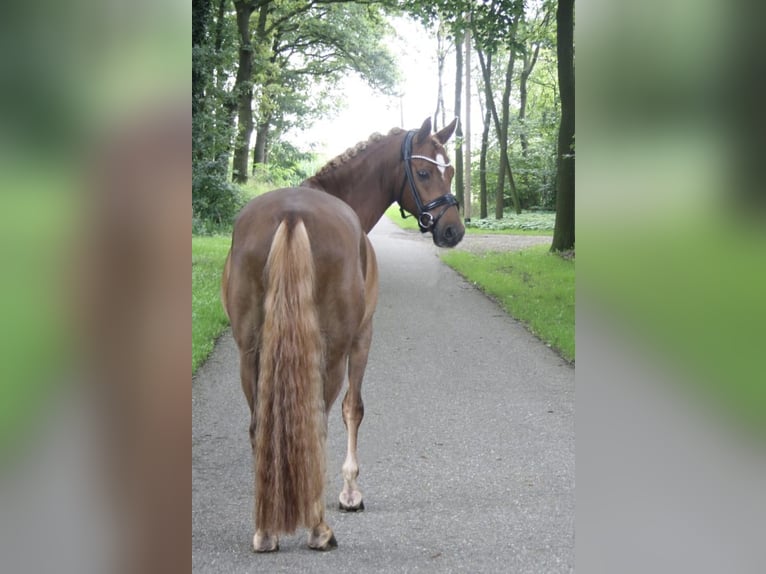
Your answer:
[230,0,398,183]
[433,21,449,131]
[231,0,258,183]
[495,47,518,218]
[476,45,521,217]
[192,0,563,227]
[453,28,465,208]
[478,51,492,219]
[551,0,575,251]
[193,0,244,225]
[253,2,398,167]
[193,0,213,162]
[517,5,551,157]
[470,0,524,217]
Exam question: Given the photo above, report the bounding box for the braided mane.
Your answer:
[315,127,404,177]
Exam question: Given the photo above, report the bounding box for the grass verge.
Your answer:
[384,204,554,235]
[192,235,231,374]
[441,245,574,362]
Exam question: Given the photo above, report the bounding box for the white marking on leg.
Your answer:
[339,422,363,509]
[253,529,279,552]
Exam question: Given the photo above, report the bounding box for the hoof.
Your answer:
[310,533,338,552]
[253,531,279,553]
[339,499,365,512]
[339,490,364,512]
[308,525,337,551]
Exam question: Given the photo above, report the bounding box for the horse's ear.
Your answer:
[415,117,432,143]
[435,117,458,144]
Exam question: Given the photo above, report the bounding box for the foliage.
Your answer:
[192,0,566,234]
[233,0,401,180]
[192,235,232,374]
[507,115,559,208]
[192,0,238,166]
[406,0,559,214]
[192,157,244,226]
[261,140,315,184]
[466,211,555,232]
[195,0,403,206]
[441,245,574,362]
[278,2,400,96]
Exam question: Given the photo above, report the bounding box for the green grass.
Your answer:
[192,235,232,374]
[384,204,554,235]
[580,217,766,438]
[441,245,575,362]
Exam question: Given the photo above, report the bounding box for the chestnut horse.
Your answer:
[221,118,463,552]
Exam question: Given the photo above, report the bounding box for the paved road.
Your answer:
[192,217,574,573]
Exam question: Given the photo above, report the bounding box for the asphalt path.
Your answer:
[192,217,574,573]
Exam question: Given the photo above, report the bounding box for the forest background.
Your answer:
[191,0,574,250]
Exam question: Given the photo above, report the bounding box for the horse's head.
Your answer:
[398,117,465,248]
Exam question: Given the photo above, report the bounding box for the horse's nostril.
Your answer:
[445,226,455,239]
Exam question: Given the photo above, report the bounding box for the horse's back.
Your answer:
[232,187,364,271]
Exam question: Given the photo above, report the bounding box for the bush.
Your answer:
[251,141,316,189]
[192,158,244,226]
[466,211,556,231]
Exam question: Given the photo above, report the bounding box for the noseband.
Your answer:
[398,130,460,233]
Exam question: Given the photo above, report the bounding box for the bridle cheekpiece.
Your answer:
[398,130,460,233]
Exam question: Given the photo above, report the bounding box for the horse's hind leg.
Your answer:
[241,348,279,553]
[307,499,338,551]
[339,322,372,511]
[305,360,345,551]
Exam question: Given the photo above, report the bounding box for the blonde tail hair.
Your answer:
[255,218,325,533]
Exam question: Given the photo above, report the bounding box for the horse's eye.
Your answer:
[417,170,429,179]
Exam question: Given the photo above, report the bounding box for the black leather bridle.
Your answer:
[398,129,460,233]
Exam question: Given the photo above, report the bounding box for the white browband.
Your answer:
[409,155,451,168]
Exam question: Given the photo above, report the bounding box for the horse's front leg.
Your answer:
[339,323,372,511]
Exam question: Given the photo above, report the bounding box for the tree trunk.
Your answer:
[464,23,472,221]
[551,0,575,252]
[479,85,491,219]
[433,23,447,131]
[497,49,519,216]
[453,31,465,209]
[252,120,269,171]
[477,50,492,219]
[231,1,262,184]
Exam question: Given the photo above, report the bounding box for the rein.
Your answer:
[398,130,459,233]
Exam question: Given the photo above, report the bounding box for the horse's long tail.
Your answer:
[255,217,325,534]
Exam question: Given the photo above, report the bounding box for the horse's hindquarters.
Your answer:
[225,187,374,550]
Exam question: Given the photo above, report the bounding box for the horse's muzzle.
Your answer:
[433,222,465,248]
